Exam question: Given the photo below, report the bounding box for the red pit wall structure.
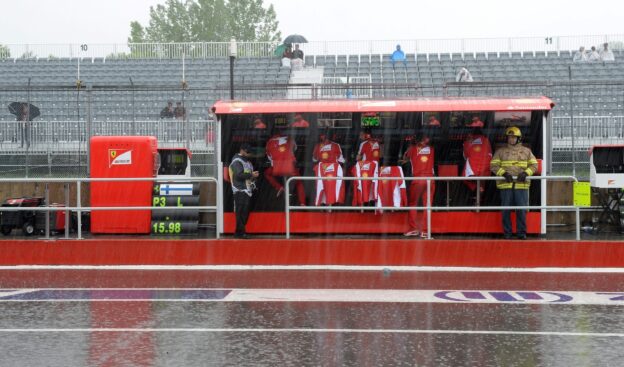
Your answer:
[223,212,542,234]
[1,239,624,268]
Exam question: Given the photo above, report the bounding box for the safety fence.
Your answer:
[284,175,581,240]
[0,177,218,240]
[0,84,218,177]
[1,81,624,178]
[2,34,623,59]
[0,120,216,151]
[551,116,624,148]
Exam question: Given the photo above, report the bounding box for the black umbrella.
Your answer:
[8,102,40,121]
[283,34,308,44]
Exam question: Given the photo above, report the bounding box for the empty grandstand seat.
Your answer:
[439,53,451,62]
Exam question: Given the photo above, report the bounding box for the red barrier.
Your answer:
[0,238,623,268]
[223,212,542,234]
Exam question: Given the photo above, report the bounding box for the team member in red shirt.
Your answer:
[264,131,306,205]
[463,127,492,194]
[468,115,484,128]
[356,130,382,162]
[313,132,345,164]
[427,115,441,127]
[290,113,310,128]
[401,134,435,238]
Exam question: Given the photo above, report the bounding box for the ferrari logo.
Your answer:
[373,151,379,157]
[279,146,286,152]
[322,152,329,159]
[474,146,481,152]
[362,173,369,177]
[110,150,117,158]
[420,156,429,162]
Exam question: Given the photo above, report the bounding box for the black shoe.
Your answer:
[503,234,514,240]
[517,234,527,240]
[234,234,250,239]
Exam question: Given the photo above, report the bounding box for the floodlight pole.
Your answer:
[229,38,237,100]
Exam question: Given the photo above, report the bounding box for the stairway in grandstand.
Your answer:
[287,65,324,99]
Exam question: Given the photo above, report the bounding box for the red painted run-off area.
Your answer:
[0,238,623,268]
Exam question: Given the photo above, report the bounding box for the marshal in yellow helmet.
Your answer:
[505,126,522,137]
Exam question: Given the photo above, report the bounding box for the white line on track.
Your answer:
[1,265,624,273]
[0,328,623,337]
[1,289,624,305]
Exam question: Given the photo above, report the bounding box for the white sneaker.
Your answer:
[403,230,420,237]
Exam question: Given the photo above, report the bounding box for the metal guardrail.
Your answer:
[0,177,218,240]
[285,175,580,240]
[2,34,623,59]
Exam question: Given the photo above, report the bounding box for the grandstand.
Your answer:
[1,38,624,177]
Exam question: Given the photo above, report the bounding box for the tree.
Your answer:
[128,0,280,44]
[227,0,280,43]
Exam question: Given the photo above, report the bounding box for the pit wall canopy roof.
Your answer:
[213,97,554,115]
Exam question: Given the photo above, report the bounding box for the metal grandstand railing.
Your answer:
[1,34,623,59]
[320,77,372,98]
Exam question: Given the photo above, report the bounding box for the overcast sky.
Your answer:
[1,0,622,44]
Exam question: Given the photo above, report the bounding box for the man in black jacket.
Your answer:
[229,143,259,239]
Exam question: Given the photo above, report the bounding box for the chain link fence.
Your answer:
[0,84,217,177]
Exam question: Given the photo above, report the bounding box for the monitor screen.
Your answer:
[274,116,288,126]
[361,112,380,127]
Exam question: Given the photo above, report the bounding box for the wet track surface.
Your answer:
[1,269,624,366]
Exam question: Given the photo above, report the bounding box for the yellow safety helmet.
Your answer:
[505,126,522,137]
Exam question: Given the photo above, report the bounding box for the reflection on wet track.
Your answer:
[0,269,623,366]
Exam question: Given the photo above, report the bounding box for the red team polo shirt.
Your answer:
[313,141,345,164]
[405,144,435,177]
[265,135,297,176]
[357,139,382,162]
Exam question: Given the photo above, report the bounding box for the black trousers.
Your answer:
[233,191,251,235]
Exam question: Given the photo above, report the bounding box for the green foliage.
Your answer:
[128,0,280,45]
[0,44,11,59]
